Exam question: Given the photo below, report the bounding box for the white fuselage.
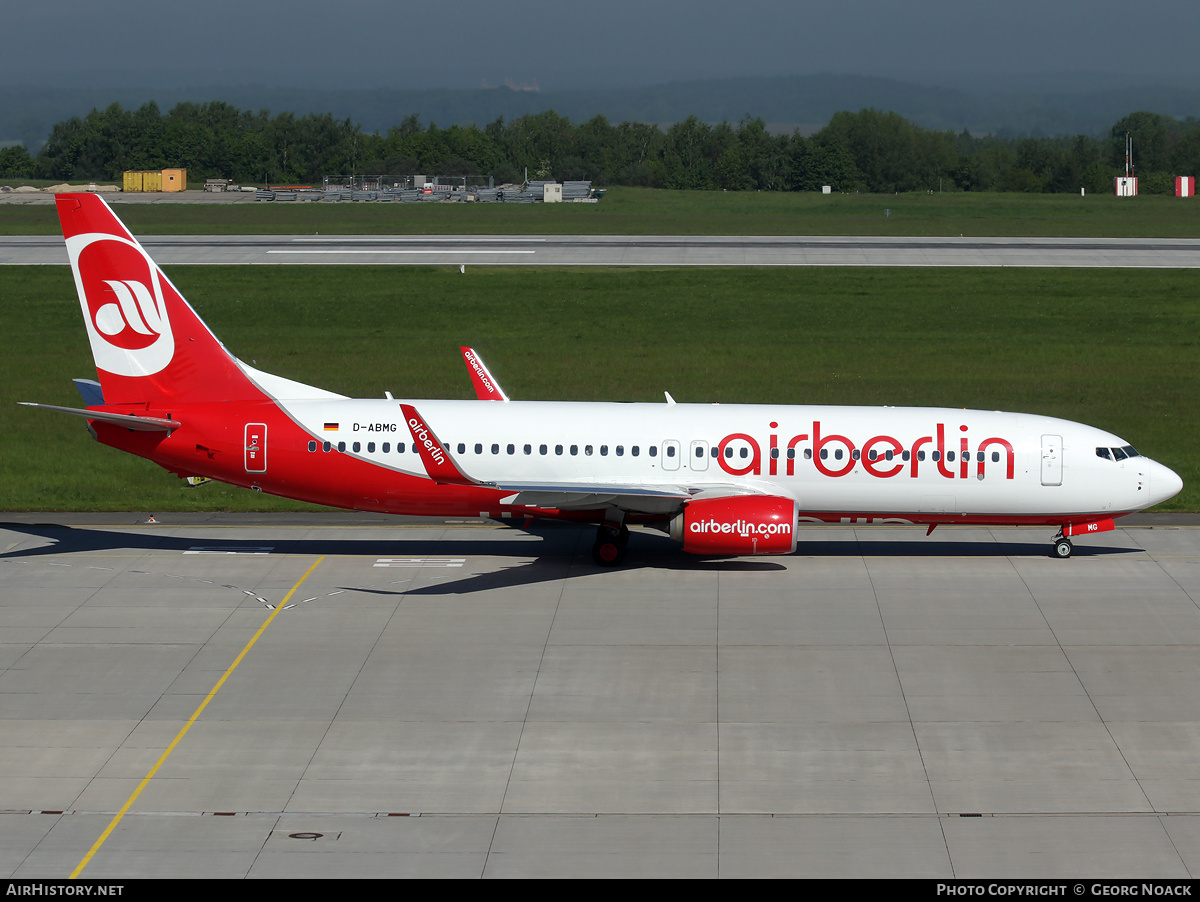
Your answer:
[279,399,1177,521]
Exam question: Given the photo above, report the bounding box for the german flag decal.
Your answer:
[324,423,338,431]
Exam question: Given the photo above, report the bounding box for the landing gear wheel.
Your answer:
[1053,537,1074,559]
[592,524,629,567]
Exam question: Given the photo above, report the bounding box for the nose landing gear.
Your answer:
[1052,532,1073,558]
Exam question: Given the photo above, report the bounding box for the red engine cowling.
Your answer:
[669,494,798,556]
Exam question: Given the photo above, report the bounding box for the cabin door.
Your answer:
[1040,434,1062,486]
[245,423,268,474]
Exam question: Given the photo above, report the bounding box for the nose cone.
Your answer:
[1150,459,1184,506]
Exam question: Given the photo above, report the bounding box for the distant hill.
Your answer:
[4,74,1200,148]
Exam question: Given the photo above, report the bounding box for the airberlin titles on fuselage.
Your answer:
[329,418,1015,482]
[718,421,1014,480]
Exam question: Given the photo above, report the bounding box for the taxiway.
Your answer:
[3,513,1200,878]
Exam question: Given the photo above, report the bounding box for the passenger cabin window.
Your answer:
[308,441,317,452]
[383,443,390,453]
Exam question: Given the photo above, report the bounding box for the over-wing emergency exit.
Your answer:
[22,194,1183,565]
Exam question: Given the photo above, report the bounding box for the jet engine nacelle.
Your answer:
[669,494,799,556]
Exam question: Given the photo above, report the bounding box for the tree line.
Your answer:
[2,101,1198,194]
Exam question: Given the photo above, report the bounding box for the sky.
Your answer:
[4,0,1198,91]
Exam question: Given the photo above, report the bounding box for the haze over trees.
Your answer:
[3,101,1198,195]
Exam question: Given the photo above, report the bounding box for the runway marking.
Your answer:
[291,237,546,243]
[267,249,536,256]
[184,546,274,554]
[374,558,465,568]
[69,556,325,879]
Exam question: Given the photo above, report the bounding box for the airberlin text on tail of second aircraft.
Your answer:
[718,421,1015,480]
[463,349,499,396]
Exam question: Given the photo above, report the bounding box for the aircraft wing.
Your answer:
[400,402,770,515]
[496,483,767,514]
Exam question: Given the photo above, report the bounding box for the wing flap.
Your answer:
[495,482,757,514]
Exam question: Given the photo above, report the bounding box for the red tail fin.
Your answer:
[57,193,257,405]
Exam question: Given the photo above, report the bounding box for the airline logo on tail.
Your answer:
[66,232,175,377]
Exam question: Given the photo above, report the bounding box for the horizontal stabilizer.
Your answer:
[19,402,180,432]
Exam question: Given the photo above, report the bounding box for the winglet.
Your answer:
[460,347,509,401]
[400,403,479,485]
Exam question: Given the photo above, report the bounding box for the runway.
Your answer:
[4,512,1200,878]
[4,233,1200,267]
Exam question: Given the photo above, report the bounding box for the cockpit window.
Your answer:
[1096,447,1112,460]
[1112,447,1128,461]
[1122,445,1140,458]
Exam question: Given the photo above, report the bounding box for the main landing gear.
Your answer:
[1052,532,1073,559]
[593,509,631,567]
[592,523,629,566]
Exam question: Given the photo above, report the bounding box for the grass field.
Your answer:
[2,187,1199,237]
[4,264,1197,511]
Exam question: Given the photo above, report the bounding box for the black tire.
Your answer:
[1053,537,1073,559]
[592,524,629,567]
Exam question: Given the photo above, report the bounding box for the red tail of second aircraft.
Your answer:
[57,193,258,406]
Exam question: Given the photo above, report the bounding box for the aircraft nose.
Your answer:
[1150,460,1184,506]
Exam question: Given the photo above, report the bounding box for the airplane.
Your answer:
[21,193,1183,566]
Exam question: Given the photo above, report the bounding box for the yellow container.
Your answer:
[123,171,143,192]
[142,171,161,192]
[162,168,186,192]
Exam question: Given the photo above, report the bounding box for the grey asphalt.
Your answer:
[5,232,1200,267]
[3,513,1200,878]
